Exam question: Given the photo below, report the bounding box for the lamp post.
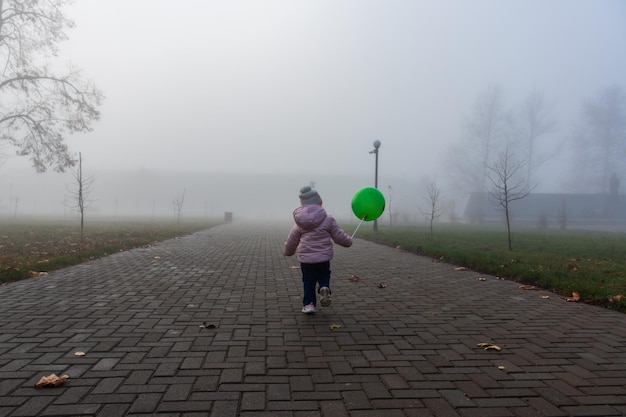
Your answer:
[369,140,381,231]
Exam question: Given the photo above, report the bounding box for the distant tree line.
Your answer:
[445,84,625,198]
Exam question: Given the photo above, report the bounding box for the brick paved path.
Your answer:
[1,222,626,417]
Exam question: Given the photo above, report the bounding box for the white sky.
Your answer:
[52,0,626,175]
[1,0,626,218]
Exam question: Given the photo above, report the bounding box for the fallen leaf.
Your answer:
[74,351,86,356]
[539,295,550,299]
[376,283,387,288]
[497,365,506,370]
[329,323,342,330]
[348,274,360,282]
[519,285,540,290]
[565,291,580,302]
[477,342,502,351]
[289,266,299,269]
[476,277,487,281]
[484,344,502,351]
[36,374,69,388]
[567,262,579,272]
[454,267,467,271]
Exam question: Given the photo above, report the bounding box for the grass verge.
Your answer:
[0,219,220,284]
[355,224,626,313]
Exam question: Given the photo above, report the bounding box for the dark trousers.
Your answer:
[301,261,331,306]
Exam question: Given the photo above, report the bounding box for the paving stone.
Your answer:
[240,391,265,411]
[209,399,239,417]
[9,397,55,417]
[95,403,129,417]
[127,392,162,414]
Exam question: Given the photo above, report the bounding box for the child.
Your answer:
[284,186,353,314]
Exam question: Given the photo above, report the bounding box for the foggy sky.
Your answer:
[1,0,625,219]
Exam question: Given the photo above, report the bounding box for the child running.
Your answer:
[283,186,353,314]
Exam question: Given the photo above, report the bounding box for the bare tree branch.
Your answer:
[172,189,186,224]
[65,152,95,241]
[419,181,445,238]
[487,147,537,251]
[0,0,104,172]
[511,89,557,187]
[568,85,626,193]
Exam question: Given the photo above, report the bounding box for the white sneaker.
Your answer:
[301,303,316,314]
[320,287,331,307]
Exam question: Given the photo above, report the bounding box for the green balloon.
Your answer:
[351,187,385,221]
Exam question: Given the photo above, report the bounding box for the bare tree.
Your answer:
[487,147,536,251]
[568,84,626,193]
[66,152,94,241]
[460,85,509,192]
[443,85,510,223]
[172,188,186,224]
[420,181,445,238]
[512,89,557,187]
[0,0,104,172]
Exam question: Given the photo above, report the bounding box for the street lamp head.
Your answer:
[373,140,381,149]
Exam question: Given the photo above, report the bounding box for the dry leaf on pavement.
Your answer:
[519,285,541,290]
[36,374,69,388]
[477,342,502,351]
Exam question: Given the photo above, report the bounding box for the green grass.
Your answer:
[355,223,626,313]
[0,218,220,283]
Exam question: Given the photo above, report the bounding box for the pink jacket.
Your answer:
[283,204,352,263]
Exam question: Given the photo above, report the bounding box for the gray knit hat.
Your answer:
[299,186,322,205]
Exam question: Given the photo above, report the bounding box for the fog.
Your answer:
[1,0,625,222]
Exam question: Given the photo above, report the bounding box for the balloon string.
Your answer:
[351,216,366,239]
